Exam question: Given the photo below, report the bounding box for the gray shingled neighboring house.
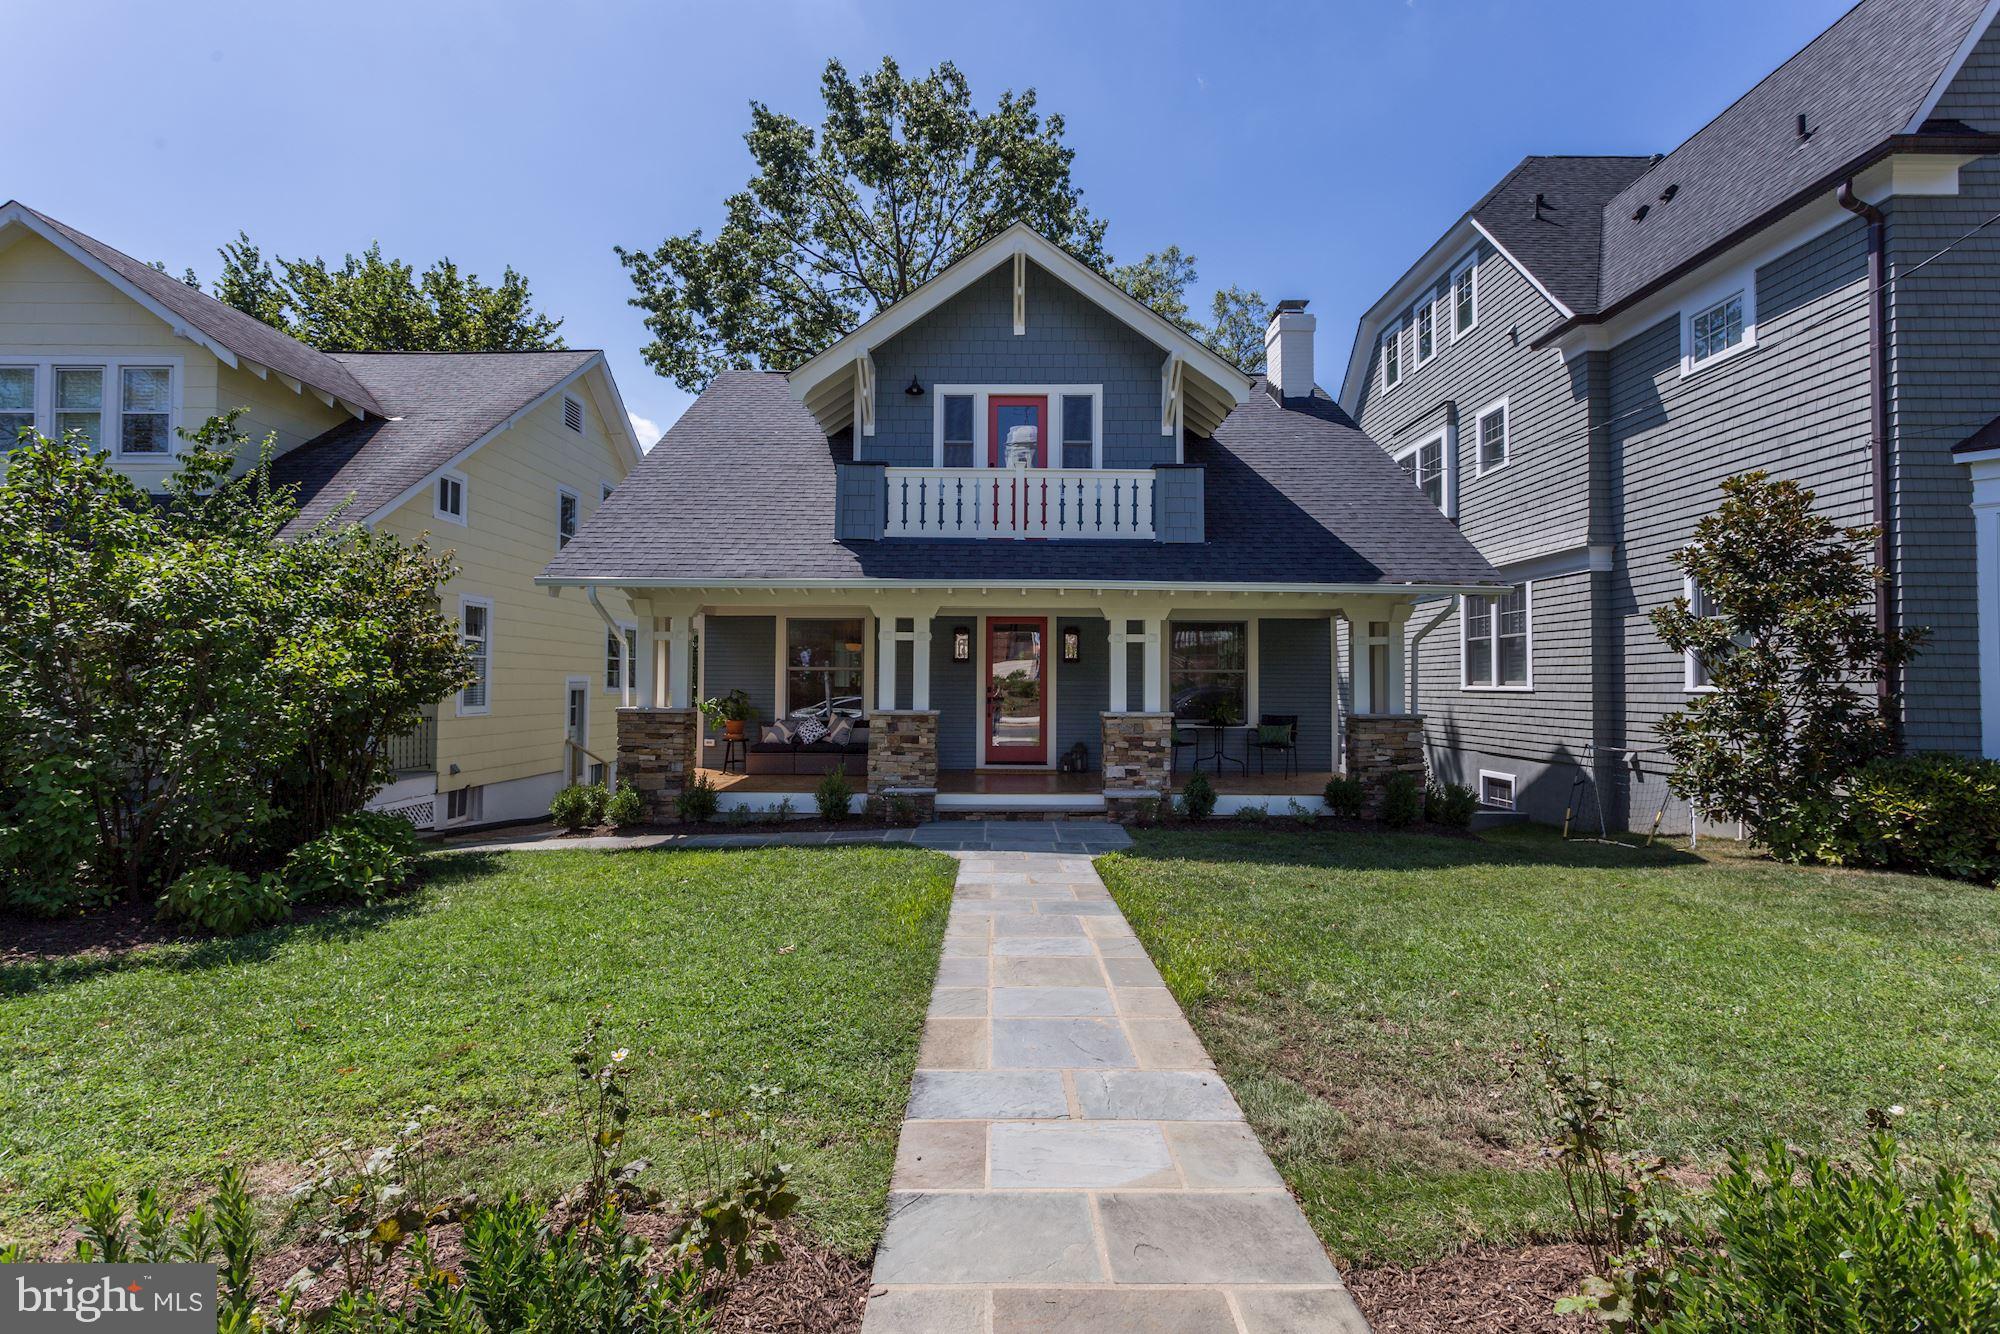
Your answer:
[542,224,1503,821]
[1340,0,2000,830]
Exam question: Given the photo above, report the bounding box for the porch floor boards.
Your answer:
[696,768,1336,797]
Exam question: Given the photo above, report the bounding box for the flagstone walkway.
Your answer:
[861,850,1370,1334]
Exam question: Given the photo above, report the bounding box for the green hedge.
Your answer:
[1765,754,2000,885]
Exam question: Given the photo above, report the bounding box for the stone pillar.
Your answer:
[868,709,938,821]
[618,706,699,819]
[1346,712,1426,815]
[1101,711,1172,823]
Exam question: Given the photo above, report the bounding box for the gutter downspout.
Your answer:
[1837,179,1897,736]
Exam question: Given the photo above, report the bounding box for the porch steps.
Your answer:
[933,792,1111,821]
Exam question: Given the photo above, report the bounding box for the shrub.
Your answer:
[551,782,609,832]
[1323,776,1364,818]
[675,773,720,824]
[1655,1133,2000,1331]
[1764,753,2000,884]
[1237,803,1268,823]
[603,784,648,830]
[1180,770,1217,821]
[159,864,290,936]
[1380,773,1423,829]
[285,811,420,906]
[1425,781,1478,830]
[815,769,853,822]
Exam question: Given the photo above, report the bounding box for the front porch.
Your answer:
[695,764,1342,816]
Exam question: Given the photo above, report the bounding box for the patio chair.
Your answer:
[1171,725,1198,774]
[1249,714,1299,777]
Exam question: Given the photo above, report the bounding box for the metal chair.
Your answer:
[1171,725,1198,775]
[1249,714,1299,777]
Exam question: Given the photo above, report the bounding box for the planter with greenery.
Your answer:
[698,688,757,740]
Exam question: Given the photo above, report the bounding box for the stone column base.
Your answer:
[870,787,938,824]
[1101,712,1172,806]
[1346,713,1426,815]
[868,710,940,795]
[1105,791,1167,826]
[618,707,700,819]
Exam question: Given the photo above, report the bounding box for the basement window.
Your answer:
[1479,770,1516,810]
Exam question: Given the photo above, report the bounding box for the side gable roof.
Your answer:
[1591,0,1996,317]
[786,223,1254,438]
[0,201,383,417]
[1470,156,1657,316]
[540,370,1499,591]
[270,351,637,533]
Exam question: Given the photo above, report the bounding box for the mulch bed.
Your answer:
[1346,1243,1595,1333]
[1143,814,1480,838]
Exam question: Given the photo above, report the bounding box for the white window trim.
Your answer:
[930,384,1104,469]
[1394,429,1454,517]
[1477,769,1517,810]
[1163,617,1259,729]
[1450,251,1479,340]
[1379,318,1404,392]
[555,484,580,550]
[562,392,585,435]
[1413,300,1437,369]
[606,619,638,693]
[1473,396,1510,478]
[457,595,493,717]
[444,784,483,825]
[0,354,184,460]
[1679,267,1758,376]
[1459,580,1534,692]
[1683,574,1721,693]
[434,469,469,526]
[600,479,615,503]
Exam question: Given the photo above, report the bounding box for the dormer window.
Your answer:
[930,385,1100,468]
[942,394,974,467]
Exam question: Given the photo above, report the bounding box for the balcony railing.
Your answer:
[384,708,438,775]
[883,466,1157,540]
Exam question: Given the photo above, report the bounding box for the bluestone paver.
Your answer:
[861,848,1370,1334]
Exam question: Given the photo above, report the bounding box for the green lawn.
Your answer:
[0,846,956,1257]
[1097,826,2000,1268]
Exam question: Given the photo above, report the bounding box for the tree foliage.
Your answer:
[620,56,1265,391]
[0,416,470,912]
[1108,249,1268,371]
[1650,472,1922,838]
[211,233,565,352]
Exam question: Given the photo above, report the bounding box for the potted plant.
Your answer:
[698,688,756,739]
[1207,698,1241,728]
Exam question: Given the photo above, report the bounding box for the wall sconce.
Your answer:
[952,626,971,662]
[904,376,925,397]
[1061,627,1080,662]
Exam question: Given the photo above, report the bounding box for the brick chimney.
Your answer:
[1264,299,1315,400]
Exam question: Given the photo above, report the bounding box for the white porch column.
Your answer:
[1140,615,1165,712]
[877,613,899,711]
[1350,611,1373,719]
[664,609,694,709]
[1387,603,1413,716]
[912,618,934,710]
[1329,611,1345,773]
[636,597,660,708]
[1108,618,1130,712]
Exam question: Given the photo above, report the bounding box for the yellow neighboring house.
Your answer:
[0,201,644,829]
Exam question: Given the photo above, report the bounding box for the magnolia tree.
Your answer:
[0,416,470,913]
[1650,471,1923,839]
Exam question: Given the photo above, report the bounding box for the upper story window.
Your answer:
[930,386,1100,469]
[556,486,579,548]
[435,470,467,525]
[1690,292,1745,365]
[459,598,492,715]
[1463,582,1531,690]
[563,393,584,434]
[1452,255,1478,337]
[1380,321,1403,391]
[1397,433,1446,510]
[0,360,175,456]
[1415,303,1436,366]
[1475,399,1509,475]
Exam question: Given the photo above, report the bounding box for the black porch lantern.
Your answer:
[904,375,925,397]
[1061,627,1080,662]
[952,626,971,662]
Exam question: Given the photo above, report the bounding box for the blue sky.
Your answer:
[12,0,1855,445]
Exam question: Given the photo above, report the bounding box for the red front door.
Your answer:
[983,618,1048,765]
[987,396,1048,467]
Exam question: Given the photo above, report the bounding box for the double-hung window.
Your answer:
[784,618,865,721]
[119,367,171,455]
[556,486,579,548]
[1169,622,1248,723]
[1452,256,1478,337]
[941,394,975,467]
[1463,583,1530,689]
[459,600,492,715]
[1684,576,1721,691]
[1381,321,1403,390]
[0,361,175,455]
[0,367,34,444]
[1690,292,1745,366]
[606,624,637,690]
[1415,302,1436,366]
[1397,434,1446,510]
[1475,400,1508,475]
[1061,394,1095,469]
[56,368,104,449]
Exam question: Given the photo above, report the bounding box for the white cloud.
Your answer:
[628,411,663,451]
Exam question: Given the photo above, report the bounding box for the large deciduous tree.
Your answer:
[211,234,565,352]
[1650,471,1923,839]
[620,57,1266,391]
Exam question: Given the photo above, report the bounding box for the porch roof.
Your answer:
[542,371,1502,594]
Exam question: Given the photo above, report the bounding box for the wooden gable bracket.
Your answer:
[1160,354,1183,436]
[855,351,877,437]
[1012,252,1026,336]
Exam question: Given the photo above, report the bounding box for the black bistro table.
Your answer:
[1189,722,1243,773]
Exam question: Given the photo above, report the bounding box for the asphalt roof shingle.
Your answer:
[1469,156,1656,315]
[271,351,597,532]
[542,371,1500,590]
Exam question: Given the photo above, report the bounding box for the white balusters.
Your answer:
[881,467,1156,540]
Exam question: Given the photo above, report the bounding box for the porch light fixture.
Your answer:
[952,626,971,662]
[1062,627,1080,662]
[904,376,925,397]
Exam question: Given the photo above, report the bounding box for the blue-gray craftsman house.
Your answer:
[542,225,1499,818]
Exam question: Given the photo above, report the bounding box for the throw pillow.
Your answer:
[826,716,854,747]
[760,721,795,745]
[796,717,828,745]
[1257,723,1291,745]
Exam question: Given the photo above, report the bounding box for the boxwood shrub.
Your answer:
[1764,753,2000,885]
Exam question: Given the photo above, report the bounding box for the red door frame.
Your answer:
[983,617,1048,765]
[987,396,1049,467]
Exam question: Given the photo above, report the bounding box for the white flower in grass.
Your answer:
[611,1048,629,1064]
